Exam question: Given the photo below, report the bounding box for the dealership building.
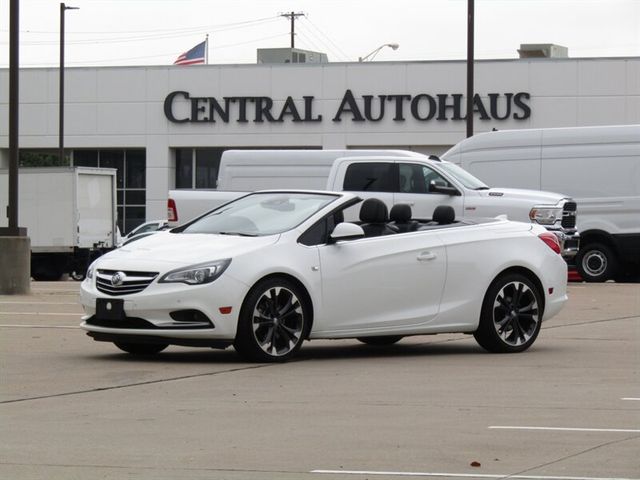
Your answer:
[1,51,639,232]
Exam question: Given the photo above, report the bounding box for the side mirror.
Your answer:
[430,180,461,196]
[329,222,365,243]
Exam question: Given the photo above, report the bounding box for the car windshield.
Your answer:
[438,162,490,190]
[182,192,338,236]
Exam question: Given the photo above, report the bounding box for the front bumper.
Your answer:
[79,273,248,342]
[547,227,580,259]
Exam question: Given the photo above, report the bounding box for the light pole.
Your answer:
[358,43,399,62]
[59,3,78,164]
[466,0,474,138]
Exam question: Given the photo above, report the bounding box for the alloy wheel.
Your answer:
[492,281,540,347]
[252,286,305,357]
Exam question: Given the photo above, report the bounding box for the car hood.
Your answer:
[97,231,279,270]
[480,187,570,205]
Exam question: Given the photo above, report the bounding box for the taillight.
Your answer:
[538,232,561,254]
[167,198,177,222]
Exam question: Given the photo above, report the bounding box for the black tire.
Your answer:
[114,342,168,355]
[357,336,403,346]
[31,263,64,281]
[70,270,86,281]
[576,242,618,282]
[234,277,311,362]
[474,273,543,353]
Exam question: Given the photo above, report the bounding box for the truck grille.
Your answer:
[96,269,158,296]
[562,201,577,229]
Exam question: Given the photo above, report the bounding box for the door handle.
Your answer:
[417,252,437,261]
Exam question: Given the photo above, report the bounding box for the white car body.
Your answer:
[80,191,567,361]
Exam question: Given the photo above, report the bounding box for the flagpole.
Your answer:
[205,34,209,64]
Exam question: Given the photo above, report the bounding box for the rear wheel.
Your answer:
[474,274,542,353]
[576,242,618,282]
[234,277,311,362]
[357,336,403,346]
[114,342,168,355]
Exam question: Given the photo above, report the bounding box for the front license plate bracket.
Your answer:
[96,298,125,321]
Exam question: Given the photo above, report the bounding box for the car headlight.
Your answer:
[159,259,231,285]
[86,261,97,280]
[529,206,562,225]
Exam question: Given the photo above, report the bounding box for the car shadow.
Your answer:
[81,335,536,365]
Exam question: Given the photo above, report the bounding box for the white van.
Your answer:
[442,125,640,281]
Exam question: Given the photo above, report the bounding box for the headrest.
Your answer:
[433,205,455,225]
[390,204,412,223]
[359,198,389,223]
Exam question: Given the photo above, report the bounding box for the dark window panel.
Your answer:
[125,190,146,205]
[175,148,193,189]
[126,150,146,188]
[117,206,124,235]
[73,150,98,167]
[195,148,222,188]
[343,162,395,192]
[124,206,146,235]
[117,190,124,205]
[99,150,124,188]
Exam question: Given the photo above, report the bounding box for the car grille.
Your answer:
[96,269,158,296]
[562,201,577,229]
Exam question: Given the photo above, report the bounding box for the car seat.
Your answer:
[432,205,456,225]
[389,204,420,233]
[359,198,397,237]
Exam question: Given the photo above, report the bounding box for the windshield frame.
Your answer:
[178,191,341,237]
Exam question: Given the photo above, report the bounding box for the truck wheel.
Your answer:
[31,262,64,281]
[576,242,618,282]
[474,273,542,353]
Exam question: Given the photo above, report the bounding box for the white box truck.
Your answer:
[0,167,118,280]
[442,124,640,281]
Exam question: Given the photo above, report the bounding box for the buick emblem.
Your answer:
[111,271,126,287]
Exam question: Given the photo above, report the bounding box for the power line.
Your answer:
[302,17,352,61]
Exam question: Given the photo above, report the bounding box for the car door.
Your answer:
[394,162,464,220]
[313,230,447,335]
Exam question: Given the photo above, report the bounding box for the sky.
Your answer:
[0,0,638,68]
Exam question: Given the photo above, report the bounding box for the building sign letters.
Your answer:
[164,89,531,125]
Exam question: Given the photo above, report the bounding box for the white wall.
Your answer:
[1,57,639,221]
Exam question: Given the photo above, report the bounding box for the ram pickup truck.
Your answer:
[167,150,579,258]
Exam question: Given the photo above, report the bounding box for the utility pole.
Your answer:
[466,0,475,138]
[280,11,305,48]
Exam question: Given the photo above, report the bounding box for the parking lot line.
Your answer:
[311,469,639,480]
[0,324,79,329]
[622,398,640,401]
[489,426,640,433]
[0,312,83,316]
[0,301,78,305]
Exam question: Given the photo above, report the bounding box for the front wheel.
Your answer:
[576,242,618,282]
[114,342,168,355]
[474,274,543,353]
[234,277,311,362]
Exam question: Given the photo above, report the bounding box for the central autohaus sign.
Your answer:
[164,89,531,124]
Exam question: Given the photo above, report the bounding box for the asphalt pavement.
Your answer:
[1,281,638,480]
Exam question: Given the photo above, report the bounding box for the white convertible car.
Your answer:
[80,191,568,362]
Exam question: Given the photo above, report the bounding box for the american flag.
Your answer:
[174,40,206,65]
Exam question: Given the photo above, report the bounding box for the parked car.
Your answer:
[117,220,168,247]
[80,191,568,362]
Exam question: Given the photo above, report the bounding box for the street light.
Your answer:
[59,3,79,165]
[358,43,399,62]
